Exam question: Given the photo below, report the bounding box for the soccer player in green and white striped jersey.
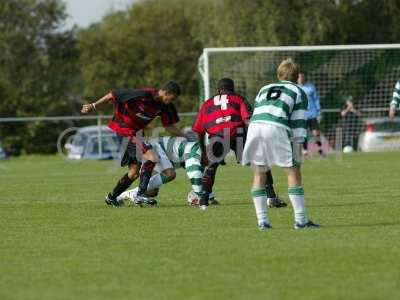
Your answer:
[242,58,320,230]
[118,136,216,205]
[389,80,400,119]
[155,136,207,202]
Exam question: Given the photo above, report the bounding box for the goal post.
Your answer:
[198,44,400,153]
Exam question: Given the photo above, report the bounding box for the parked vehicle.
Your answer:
[65,126,119,160]
[358,117,400,152]
[0,140,7,160]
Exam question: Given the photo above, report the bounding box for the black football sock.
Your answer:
[316,139,323,154]
[265,170,277,198]
[200,192,209,207]
[138,161,156,195]
[303,139,308,151]
[200,165,218,206]
[110,173,134,199]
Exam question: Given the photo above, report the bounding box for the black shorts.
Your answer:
[306,118,320,131]
[207,132,246,165]
[117,134,152,167]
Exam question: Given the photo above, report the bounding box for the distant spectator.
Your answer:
[389,80,400,119]
[298,72,324,156]
[340,96,362,151]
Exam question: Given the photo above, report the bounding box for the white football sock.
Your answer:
[251,188,269,225]
[288,186,308,225]
[116,191,128,202]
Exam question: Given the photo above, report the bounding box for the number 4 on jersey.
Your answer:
[214,95,229,110]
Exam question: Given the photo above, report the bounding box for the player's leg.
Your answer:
[283,166,320,229]
[265,170,276,198]
[118,168,176,203]
[302,120,310,155]
[142,143,176,202]
[105,135,140,206]
[302,138,308,154]
[106,162,140,206]
[199,162,219,209]
[199,138,226,210]
[184,155,203,205]
[265,170,287,208]
[122,142,176,205]
[313,128,324,156]
[147,168,176,193]
[242,122,272,229]
[147,144,176,192]
[309,118,324,156]
[115,165,142,203]
[251,166,271,230]
[136,146,159,199]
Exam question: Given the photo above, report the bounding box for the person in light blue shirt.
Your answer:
[389,80,400,119]
[298,72,324,156]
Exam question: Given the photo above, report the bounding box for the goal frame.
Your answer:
[198,44,400,101]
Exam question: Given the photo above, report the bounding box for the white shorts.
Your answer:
[153,143,173,173]
[242,122,295,168]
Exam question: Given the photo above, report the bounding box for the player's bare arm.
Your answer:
[81,92,113,114]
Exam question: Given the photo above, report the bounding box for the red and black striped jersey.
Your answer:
[108,88,179,136]
[192,92,251,137]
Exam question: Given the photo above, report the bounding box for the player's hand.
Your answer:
[317,115,322,123]
[81,103,95,114]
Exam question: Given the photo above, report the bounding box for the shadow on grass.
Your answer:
[308,201,376,208]
[157,202,251,208]
[327,221,399,228]
[157,203,193,208]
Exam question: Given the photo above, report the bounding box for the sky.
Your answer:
[63,0,135,29]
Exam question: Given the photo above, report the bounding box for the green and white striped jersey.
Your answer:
[391,81,400,109]
[250,80,308,141]
[149,136,201,164]
[149,136,203,195]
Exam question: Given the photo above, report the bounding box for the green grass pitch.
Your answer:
[1,153,400,300]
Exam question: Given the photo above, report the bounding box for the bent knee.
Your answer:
[146,188,159,197]
[143,148,159,163]
[128,164,140,180]
[128,171,139,180]
[161,169,176,183]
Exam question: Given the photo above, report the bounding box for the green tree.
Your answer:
[0,0,80,153]
[3,0,400,154]
[79,0,202,112]
[78,0,345,115]
[335,0,400,44]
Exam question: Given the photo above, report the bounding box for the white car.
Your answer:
[65,126,119,160]
[0,140,6,160]
[358,117,400,152]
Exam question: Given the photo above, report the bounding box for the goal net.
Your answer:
[198,45,400,153]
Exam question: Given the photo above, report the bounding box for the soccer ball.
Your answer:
[343,146,354,153]
[187,190,200,206]
[187,191,218,205]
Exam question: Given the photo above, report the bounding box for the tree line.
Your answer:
[1,0,400,153]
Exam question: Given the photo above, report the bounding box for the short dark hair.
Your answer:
[217,78,234,93]
[162,81,181,96]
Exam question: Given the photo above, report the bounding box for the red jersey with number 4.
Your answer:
[192,92,251,137]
